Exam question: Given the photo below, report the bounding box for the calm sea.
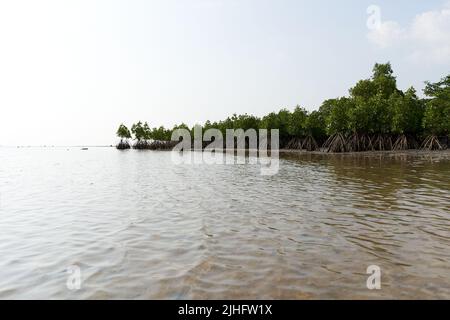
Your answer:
[0,147,449,299]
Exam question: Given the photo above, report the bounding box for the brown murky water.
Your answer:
[0,147,449,299]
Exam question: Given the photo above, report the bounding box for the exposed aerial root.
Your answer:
[302,135,319,151]
[421,135,446,150]
[347,133,373,152]
[372,135,383,151]
[116,140,131,150]
[347,133,360,152]
[323,133,347,153]
[393,134,419,151]
[133,140,150,149]
[286,137,303,150]
[132,140,179,150]
[385,136,393,150]
[361,134,374,151]
[372,134,392,151]
[393,135,408,150]
[148,140,178,150]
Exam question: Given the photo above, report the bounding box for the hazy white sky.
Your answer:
[0,0,449,146]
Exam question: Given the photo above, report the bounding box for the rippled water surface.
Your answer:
[0,147,449,299]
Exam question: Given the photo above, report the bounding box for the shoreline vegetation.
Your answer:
[116,63,449,153]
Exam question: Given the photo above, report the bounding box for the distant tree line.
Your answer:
[117,63,450,152]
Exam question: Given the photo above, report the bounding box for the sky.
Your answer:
[0,0,449,146]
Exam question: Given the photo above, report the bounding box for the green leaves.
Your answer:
[423,101,450,135]
[347,63,420,136]
[118,63,449,149]
[324,98,353,135]
[349,97,372,134]
[423,76,450,135]
[116,124,131,139]
[150,126,172,141]
[288,106,308,138]
[305,110,326,140]
[131,121,147,141]
[390,88,424,135]
[349,79,377,100]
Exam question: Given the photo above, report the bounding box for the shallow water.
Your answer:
[0,147,449,299]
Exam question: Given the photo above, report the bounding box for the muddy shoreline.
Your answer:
[123,146,450,159]
[278,148,450,157]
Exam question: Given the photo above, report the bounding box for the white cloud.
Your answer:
[367,21,405,48]
[368,2,450,64]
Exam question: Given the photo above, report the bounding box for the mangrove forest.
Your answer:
[116,63,450,152]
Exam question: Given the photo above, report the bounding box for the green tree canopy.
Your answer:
[288,106,308,138]
[151,126,172,141]
[349,79,377,100]
[131,121,146,141]
[143,122,152,140]
[372,62,399,98]
[234,114,261,131]
[305,110,326,140]
[173,123,191,132]
[423,75,450,135]
[260,109,291,141]
[348,63,400,135]
[349,63,398,100]
[118,64,449,152]
[116,124,131,140]
[348,97,372,134]
[324,97,353,135]
[370,93,393,134]
[390,88,424,135]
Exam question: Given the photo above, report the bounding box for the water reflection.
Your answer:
[0,148,449,299]
[283,151,450,296]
